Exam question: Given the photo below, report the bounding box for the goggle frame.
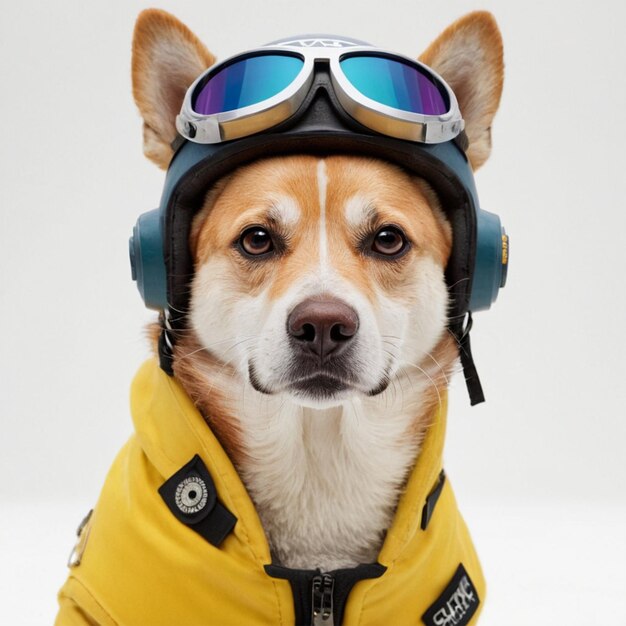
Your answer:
[176,44,464,145]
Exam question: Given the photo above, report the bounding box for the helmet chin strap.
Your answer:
[455,313,485,406]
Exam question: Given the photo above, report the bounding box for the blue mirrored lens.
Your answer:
[340,55,448,115]
[193,54,304,114]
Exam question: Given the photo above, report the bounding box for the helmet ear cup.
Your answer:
[129,209,168,311]
[469,209,509,311]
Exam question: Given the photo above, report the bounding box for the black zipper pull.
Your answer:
[311,573,335,626]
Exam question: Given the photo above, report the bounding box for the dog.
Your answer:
[56,9,503,626]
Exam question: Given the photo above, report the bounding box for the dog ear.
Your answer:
[419,11,504,170]
[132,9,215,169]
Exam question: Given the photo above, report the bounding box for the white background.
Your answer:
[1,0,625,624]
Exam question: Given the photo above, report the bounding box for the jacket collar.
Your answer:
[131,358,448,568]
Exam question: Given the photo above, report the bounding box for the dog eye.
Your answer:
[239,227,274,256]
[371,226,407,256]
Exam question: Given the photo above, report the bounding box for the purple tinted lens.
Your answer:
[340,54,448,115]
[192,54,304,115]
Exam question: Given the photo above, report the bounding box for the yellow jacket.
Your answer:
[56,359,485,626]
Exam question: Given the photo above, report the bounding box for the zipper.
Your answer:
[265,562,385,626]
[311,573,335,626]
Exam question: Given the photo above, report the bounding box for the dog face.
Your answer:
[188,156,452,407]
[131,9,503,411]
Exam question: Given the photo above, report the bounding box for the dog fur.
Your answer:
[133,9,503,572]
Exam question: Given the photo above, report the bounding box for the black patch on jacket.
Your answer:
[159,454,237,547]
[421,470,446,531]
[422,564,479,626]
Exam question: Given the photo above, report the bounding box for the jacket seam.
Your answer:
[63,575,119,626]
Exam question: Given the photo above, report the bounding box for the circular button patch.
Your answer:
[175,476,209,514]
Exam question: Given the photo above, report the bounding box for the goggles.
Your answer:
[176,37,464,145]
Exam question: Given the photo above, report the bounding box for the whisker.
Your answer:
[193,339,255,402]
[422,351,450,386]
[446,277,471,290]
[176,335,258,362]
[400,361,443,411]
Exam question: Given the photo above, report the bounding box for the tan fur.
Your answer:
[132,9,215,169]
[172,334,248,463]
[405,333,459,439]
[420,11,504,170]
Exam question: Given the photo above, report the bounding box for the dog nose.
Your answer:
[288,296,359,360]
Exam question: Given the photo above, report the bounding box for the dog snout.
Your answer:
[287,296,359,361]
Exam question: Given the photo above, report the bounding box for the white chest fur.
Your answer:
[236,374,433,572]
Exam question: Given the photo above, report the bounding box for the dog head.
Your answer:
[131,10,503,411]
